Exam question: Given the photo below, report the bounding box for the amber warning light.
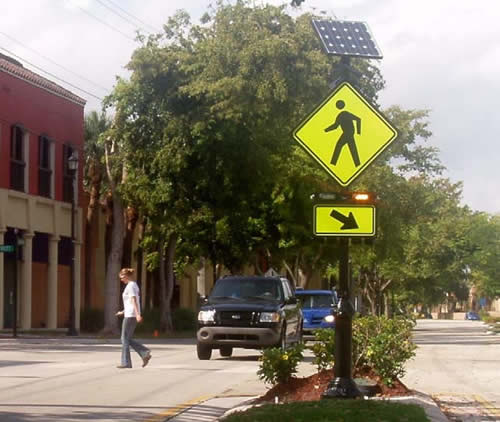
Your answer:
[311,192,375,204]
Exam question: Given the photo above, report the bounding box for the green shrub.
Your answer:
[479,309,489,321]
[308,316,416,386]
[257,343,305,385]
[480,310,500,324]
[353,316,416,386]
[80,308,104,333]
[310,328,335,371]
[135,307,196,333]
[135,308,161,334]
[172,307,197,331]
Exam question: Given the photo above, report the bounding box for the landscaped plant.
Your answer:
[80,307,104,333]
[309,328,335,371]
[257,343,305,385]
[353,315,417,386]
[172,307,197,331]
[309,315,416,386]
[135,308,161,334]
[480,310,500,324]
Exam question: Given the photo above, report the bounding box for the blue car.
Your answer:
[465,311,480,320]
[295,289,337,341]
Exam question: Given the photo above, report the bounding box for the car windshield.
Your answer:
[298,294,334,309]
[211,278,283,301]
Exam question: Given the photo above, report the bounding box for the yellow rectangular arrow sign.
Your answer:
[314,204,376,237]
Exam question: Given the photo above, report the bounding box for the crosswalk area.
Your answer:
[433,393,500,421]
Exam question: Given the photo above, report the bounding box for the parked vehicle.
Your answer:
[196,275,303,360]
[295,289,337,341]
[465,311,481,320]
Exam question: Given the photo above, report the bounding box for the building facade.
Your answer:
[0,54,85,331]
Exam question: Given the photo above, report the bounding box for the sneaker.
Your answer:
[142,353,152,368]
[116,365,131,369]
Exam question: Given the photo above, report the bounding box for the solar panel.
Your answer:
[312,19,383,59]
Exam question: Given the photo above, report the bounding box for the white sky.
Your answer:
[2,0,499,214]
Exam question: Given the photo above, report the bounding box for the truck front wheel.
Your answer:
[197,343,212,360]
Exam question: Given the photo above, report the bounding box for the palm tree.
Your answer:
[83,111,110,309]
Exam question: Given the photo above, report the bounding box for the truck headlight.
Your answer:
[198,309,216,323]
[323,314,335,323]
[260,312,281,323]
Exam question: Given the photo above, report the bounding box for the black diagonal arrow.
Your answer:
[330,209,359,230]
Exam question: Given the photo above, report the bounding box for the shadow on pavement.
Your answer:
[0,403,167,422]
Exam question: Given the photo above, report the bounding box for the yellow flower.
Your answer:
[282,353,289,360]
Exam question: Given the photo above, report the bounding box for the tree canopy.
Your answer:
[100,0,500,320]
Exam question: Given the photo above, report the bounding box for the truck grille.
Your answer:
[218,311,257,326]
[311,316,324,324]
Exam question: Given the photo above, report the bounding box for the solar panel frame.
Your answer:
[312,19,383,59]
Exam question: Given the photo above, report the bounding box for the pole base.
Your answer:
[321,377,362,399]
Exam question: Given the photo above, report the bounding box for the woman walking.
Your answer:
[115,268,152,368]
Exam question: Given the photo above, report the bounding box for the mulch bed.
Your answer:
[256,368,411,403]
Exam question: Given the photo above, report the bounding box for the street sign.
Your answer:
[314,204,376,237]
[293,82,397,187]
[0,244,15,253]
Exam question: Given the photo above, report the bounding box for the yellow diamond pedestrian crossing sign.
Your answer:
[293,82,397,187]
[314,204,376,237]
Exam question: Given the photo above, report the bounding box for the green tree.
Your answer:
[465,212,500,299]
[106,1,378,300]
[83,111,110,309]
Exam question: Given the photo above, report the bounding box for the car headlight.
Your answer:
[323,314,335,323]
[260,312,281,323]
[198,309,216,323]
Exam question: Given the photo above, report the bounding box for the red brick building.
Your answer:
[0,53,85,330]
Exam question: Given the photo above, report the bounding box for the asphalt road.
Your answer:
[1,319,498,421]
[0,336,268,422]
[402,319,500,421]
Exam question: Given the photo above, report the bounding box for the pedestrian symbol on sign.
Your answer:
[325,100,361,167]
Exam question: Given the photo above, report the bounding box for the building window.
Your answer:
[33,232,49,263]
[62,144,74,203]
[10,125,25,192]
[39,136,52,198]
[58,236,72,266]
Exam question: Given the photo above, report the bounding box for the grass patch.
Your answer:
[223,399,430,422]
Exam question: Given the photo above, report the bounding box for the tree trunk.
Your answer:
[84,161,101,309]
[160,232,177,332]
[158,241,167,331]
[102,192,124,335]
[136,218,145,306]
[122,206,138,268]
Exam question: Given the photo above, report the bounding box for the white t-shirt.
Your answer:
[123,281,141,318]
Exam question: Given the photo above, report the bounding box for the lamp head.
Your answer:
[68,153,78,172]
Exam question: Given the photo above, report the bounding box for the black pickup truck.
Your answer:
[196,275,303,360]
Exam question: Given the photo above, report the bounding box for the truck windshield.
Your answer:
[298,294,334,309]
[211,278,283,301]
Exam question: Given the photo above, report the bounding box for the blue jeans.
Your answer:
[121,317,150,367]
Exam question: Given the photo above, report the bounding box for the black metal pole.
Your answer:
[322,54,361,399]
[67,170,78,336]
[12,232,18,338]
[322,237,360,398]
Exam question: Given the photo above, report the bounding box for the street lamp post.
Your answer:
[67,153,78,336]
